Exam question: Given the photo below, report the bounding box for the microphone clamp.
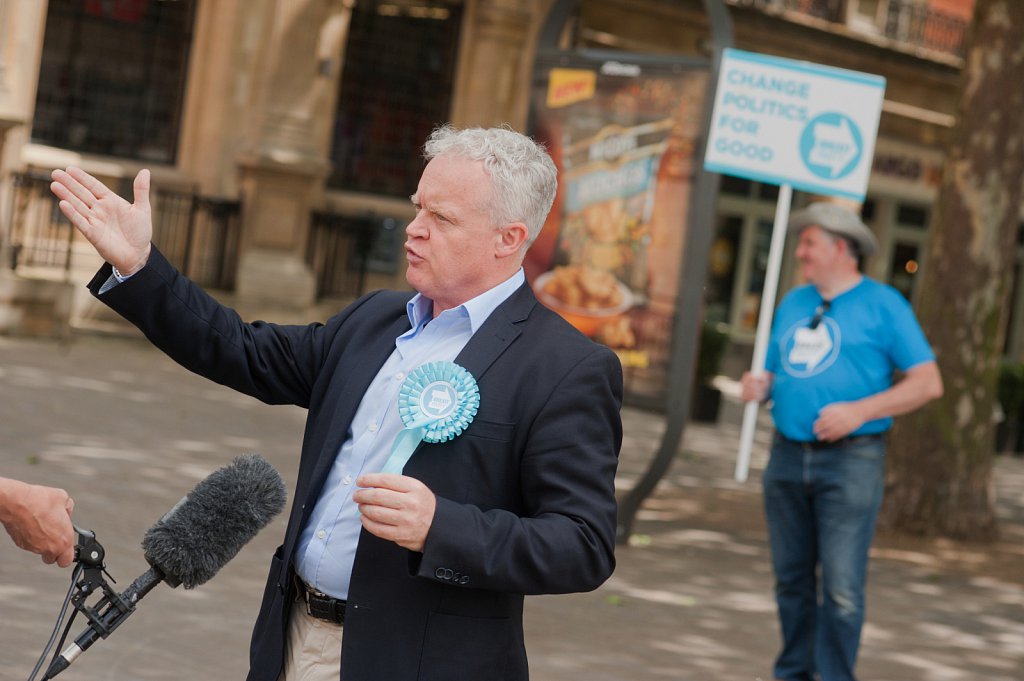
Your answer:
[72,526,115,596]
[42,528,136,679]
[70,526,127,631]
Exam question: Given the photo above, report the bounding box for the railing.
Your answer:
[4,171,240,290]
[725,0,969,59]
[306,211,382,299]
[6,172,74,275]
[150,190,241,290]
[724,0,844,23]
[884,0,968,57]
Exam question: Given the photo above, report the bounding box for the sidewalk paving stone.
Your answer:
[1,335,1021,680]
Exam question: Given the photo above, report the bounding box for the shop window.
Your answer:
[896,203,929,228]
[888,241,921,301]
[328,1,463,197]
[756,182,779,201]
[861,197,876,222]
[742,218,773,330]
[710,175,785,333]
[719,174,781,202]
[886,201,930,303]
[720,175,752,196]
[705,215,742,325]
[32,0,196,163]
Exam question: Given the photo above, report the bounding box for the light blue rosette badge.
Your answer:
[380,361,480,475]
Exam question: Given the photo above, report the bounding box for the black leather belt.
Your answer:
[296,575,346,625]
[780,433,885,450]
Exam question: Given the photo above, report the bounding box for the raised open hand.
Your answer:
[50,166,153,275]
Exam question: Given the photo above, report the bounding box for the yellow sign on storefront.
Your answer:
[547,68,596,108]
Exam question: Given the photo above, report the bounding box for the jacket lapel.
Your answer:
[454,281,536,380]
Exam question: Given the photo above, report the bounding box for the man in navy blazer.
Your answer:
[50,125,623,681]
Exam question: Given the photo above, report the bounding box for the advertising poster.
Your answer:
[528,58,709,404]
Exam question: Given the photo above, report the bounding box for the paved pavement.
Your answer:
[1,333,1022,681]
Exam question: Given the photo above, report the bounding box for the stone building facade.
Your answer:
[0,0,1001,365]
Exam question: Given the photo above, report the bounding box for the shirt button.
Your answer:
[316,529,326,540]
[395,371,406,380]
[343,475,353,485]
[368,422,379,432]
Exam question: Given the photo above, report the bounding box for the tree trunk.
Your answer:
[880,0,1024,540]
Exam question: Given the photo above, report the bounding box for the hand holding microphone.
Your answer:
[36,454,286,680]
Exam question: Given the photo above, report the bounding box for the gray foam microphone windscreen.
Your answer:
[141,453,287,589]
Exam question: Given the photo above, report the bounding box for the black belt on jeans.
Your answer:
[296,575,346,625]
[780,433,885,450]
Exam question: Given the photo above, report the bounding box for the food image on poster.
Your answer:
[528,59,709,403]
[534,265,634,343]
[536,121,670,347]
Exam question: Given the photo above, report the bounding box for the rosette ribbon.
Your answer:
[380,361,480,475]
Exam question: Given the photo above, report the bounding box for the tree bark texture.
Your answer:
[881,0,1024,540]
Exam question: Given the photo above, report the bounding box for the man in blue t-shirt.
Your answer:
[741,202,943,681]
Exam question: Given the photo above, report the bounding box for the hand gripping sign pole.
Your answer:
[735,184,791,482]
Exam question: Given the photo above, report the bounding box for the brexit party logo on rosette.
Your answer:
[381,361,480,474]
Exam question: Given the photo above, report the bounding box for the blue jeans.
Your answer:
[762,433,886,681]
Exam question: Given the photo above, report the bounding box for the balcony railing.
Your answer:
[5,171,240,290]
[726,0,969,59]
[884,0,968,57]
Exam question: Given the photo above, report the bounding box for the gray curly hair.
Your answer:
[423,125,557,246]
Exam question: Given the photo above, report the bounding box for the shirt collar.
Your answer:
[405,268,525,335]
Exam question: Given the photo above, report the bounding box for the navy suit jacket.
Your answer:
[90,247,623,681]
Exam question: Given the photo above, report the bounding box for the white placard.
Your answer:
[705,49,885,200]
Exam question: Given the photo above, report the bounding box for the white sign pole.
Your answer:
[735,183,793,482]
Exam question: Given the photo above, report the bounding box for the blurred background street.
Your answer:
[2,334,1022,681]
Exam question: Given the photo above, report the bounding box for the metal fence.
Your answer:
[307,211,399,299]
[6,172,75,275]
[150,190,241,290]
[5,171,240,290]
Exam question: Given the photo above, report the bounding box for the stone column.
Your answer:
[0,0,46,236]
[451,0,541,128]
[0,0,19,130]
[0,0,23,287]
[0,1,74,337]
[0,0,44,211]
[234,0,352,308]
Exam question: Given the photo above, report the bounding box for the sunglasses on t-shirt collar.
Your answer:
[809,300,832,330]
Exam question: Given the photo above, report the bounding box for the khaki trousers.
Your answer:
[277,601,344,681]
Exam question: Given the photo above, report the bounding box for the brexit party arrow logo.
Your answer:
[800,112,864,180]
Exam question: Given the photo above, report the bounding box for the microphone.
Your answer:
[43,454,287,679]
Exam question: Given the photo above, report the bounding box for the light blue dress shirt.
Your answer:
[294,269,526,599]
